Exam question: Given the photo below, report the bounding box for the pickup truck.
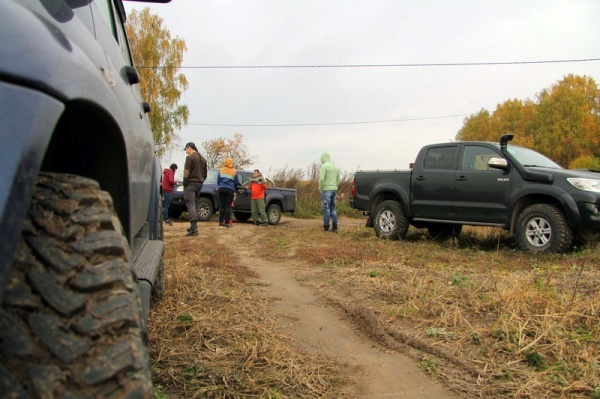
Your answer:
[0,0,167,397]
[350,134,600,253]
[169,169,297,225]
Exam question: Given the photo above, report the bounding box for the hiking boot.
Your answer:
[331,223,338,233]
[261,222,268,227]
[164,219,172,226]
[254,220,260,226]
[187,219,198,235]
[324,225,330,231]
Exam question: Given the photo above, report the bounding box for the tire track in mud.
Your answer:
[212,219,457,398]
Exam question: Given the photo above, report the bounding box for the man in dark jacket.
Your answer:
[183,142,208,236]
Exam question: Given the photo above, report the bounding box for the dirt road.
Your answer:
[207,216,456,398]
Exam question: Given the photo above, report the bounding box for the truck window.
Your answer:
[423,146,457,170]
[463,146,498,171]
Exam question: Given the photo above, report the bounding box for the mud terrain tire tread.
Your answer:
[0,172,152,398]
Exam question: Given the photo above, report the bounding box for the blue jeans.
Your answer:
[321,190,338,226]
[163,192,173,221]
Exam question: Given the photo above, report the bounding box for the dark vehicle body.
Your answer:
[351,135,600,253]
[0,0,169,396]
[169,169,297,224]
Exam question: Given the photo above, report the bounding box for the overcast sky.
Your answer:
[124,0,599,178]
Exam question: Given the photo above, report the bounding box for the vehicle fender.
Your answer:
[509,184,580,230]
[369,182,411,218]
[0,83,64,303]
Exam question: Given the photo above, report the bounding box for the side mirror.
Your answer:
[488,157,508,170]
[124,66,140,85]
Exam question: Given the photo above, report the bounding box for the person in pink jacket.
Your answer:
[162,163,178,225]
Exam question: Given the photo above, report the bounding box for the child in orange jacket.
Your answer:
[248,169,269,226]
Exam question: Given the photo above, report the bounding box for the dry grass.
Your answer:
[259,222,600,399]
[150,220,600,398]
[148,233,344,398]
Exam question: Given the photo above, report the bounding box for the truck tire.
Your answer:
[516,203,573,253]
[197,196,214,221]
[266,203,282,225]
[427,223,463,241]
[373,200,409,240]
[0,173,152,397]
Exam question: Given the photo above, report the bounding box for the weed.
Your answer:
[418,356,440,375]
[524,350,546,370]
[177,313,194,326]
[425,327,456,339]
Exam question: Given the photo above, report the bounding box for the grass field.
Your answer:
[151,217,600,398]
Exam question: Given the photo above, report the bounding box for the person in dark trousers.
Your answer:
[217,157,240,227]
[183,142,207,236]
[162,163,178,226]
[319,152,342,232]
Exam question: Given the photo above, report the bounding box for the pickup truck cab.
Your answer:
[169,169,297,224]
[351,135,600,253]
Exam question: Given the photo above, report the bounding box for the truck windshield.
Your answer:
[500,145,563,169]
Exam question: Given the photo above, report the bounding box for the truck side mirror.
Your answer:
[488,157,508,170]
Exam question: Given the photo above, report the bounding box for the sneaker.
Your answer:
[261,222,268,227]
[254,220,260,226]
[165,220,172,226]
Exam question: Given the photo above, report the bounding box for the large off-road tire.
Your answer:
[197,197,214,221]
[515,203,573,253]
[427,223,463,241]
[0,173,152,398]
[373,200,409,240]
[266,203,282,225]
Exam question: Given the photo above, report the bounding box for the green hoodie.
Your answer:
[319,152,341,191]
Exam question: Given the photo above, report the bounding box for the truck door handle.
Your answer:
[415,175,425,181]
[456,176,467,181]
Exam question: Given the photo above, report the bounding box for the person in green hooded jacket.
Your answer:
[319,152,342,232]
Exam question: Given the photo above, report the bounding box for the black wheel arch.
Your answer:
[41,101,132,241]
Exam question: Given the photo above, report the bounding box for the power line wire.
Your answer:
[188,113,474,127]
[139,57,600,69]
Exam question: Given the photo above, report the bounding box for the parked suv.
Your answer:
[0,0,168,397]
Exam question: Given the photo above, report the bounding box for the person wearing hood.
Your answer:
[162,163,178,226]
[319,152,342,232]
[217,157,241,227]
[183,142,208,236]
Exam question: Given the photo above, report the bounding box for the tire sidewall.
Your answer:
[516,204,572,253]
[266,203,282,225]
[373,200,408,240]
[197,197,213,221]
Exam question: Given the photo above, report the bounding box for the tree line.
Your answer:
[456,74,600,169]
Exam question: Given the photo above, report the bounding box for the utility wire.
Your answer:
[139,57,600,69]
[188,113,473,127]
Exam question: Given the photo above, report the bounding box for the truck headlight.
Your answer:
[567,178,600,192]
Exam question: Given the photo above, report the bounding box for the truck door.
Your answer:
[453,145,512,223]
[233,171,252,210]
[411,145,458,219]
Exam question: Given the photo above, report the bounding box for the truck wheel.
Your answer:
[234,212,251,222]
[516,204,573,253]
[0,172,152,397]
[266,203,282,225]
[197,197,213,221]
[373,200,409,240]
[427,223,463,241]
